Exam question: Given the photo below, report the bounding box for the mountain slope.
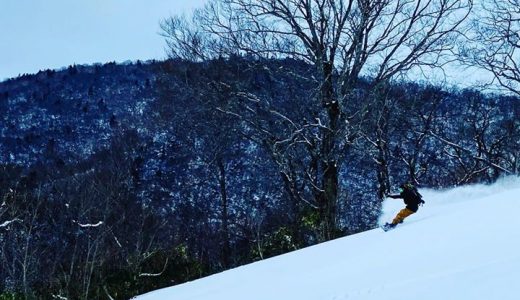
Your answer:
[135,177,520,300]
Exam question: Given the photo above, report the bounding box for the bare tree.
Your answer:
[429,91,515,184]
[462,0,520,95]
[162,0,472,239]
[0,185,46,299]
[360,82,395,200]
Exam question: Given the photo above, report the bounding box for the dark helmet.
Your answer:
[399,182,415,192]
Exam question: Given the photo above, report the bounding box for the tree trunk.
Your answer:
[217,157,231,268]
[376,141,391,200]
[319,62,339,241]
[376,94,391,200]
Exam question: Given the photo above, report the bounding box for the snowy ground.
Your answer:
[135,177,520,300]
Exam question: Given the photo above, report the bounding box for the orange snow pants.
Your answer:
[392,208,415,225]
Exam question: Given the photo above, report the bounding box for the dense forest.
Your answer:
[1,57,518,299]
[2,0,520,299]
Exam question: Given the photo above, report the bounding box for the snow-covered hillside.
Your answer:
[135,177,520,300]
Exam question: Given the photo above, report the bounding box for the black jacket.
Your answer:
[388,189,423,212]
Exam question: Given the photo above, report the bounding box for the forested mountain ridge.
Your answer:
[1,58,519,299]
[0,61,157,167]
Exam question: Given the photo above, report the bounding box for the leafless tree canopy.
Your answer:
[163,0,472,85]
[463,0,520,95]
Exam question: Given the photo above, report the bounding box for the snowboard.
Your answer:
[380,223,397,232]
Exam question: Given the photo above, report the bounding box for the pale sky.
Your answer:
[0,0,208,80]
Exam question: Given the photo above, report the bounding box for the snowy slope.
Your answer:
[135,177,520,300]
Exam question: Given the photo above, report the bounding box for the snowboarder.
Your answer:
[382,182,425,231]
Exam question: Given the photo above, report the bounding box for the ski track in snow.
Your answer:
[135,176,520,300]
